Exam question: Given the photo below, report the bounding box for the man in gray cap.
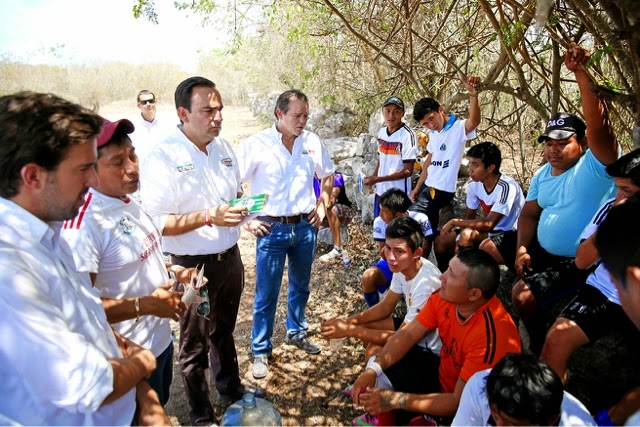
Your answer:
[364,96,417,219]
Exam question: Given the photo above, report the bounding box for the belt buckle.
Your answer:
[214,249,228,261]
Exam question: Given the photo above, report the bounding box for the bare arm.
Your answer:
[321,292,402,341]
[103,336,156,405]
[309,174,333,227]
[367,162,415,185]
[135,381,171,426]
[575,233,599,269]
[162,204,248,236]
[515,200,543,277]
[461,75,481,133]
[353,318,430,404]
[442,211,505,235]
[360,377,467,417]
[565,44,618,165]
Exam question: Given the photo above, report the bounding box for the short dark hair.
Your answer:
[456,249,500,298]
[467,141,502,173]
[379,188,412,215]
[485,353,563,426]
[137,90,155,103]
[274,90,309,119]
[413,98,441,122]
[386,216,423,252]
[174,76,216,112]
[596,192,640,288]
[0,91,102,198]
[606,148,640,187]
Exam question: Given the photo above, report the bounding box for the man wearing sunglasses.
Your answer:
[130,90,176,166]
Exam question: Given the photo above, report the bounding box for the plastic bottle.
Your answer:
[221,393,282,426]
[342,249,351,266]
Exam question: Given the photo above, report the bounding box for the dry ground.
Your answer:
[104,103,376,425]
[104,103,637,425]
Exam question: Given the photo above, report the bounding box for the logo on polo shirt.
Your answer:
[221,157,233,167]
[176,163,196,172]
[118,215,135,235]
[439,143,447,151]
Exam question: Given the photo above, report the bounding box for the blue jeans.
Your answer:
[251,218,317,356]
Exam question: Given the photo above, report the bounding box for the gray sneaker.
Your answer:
[252,355,269,379]
[285,336,321,354]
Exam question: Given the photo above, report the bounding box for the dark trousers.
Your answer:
[146,343,174,406]
[410,185,455,230]
[172,245,244,426]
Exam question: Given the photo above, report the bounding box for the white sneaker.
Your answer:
[319,247,342,262]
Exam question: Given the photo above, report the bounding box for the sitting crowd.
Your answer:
[1,42,639,427]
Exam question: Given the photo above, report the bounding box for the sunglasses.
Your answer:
[192,265,210,318]
[171,265,211,318]
[139,99,156,105]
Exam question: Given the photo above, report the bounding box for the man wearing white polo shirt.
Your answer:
[141,77,251,426]
[239,90,335,379]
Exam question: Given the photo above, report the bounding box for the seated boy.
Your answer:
[317,172,356,263]
[434,141,524,272]
[452,353,594,426]
[321,216,441,364]
[363,188,434,307]
[352,249,521,426]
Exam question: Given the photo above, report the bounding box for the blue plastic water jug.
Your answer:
[220,393,282,426]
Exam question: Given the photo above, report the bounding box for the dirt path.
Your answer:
[129,105,374,425]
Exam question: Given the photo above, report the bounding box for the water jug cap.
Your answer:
[242,393,256,409]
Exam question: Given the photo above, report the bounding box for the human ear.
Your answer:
[20,163,47,191]
[177,106,189,124]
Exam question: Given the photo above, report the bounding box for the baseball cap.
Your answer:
[537,113,586,143]
[97,118,135,148]
[383,96,405,110]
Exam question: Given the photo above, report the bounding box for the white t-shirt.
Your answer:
[237,123,335,216]
[389,257,442,352]
[0,198,135,426]
[141,126,242,255]
[373,211,434,242]
[452,368,596,426]
[375,124,417,196]
[129,112,177,166]
[580,198,619,304]
[465,174,525,233]
[425,116,476,193]
[61,189,172,357]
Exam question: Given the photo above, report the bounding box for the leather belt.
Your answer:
[262,213,308,224]
[172,244,237,262]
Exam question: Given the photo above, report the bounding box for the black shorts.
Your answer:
[489,229,517,271]
[384,345,441,395]
[523,257,591,309]
[560,285,638,342]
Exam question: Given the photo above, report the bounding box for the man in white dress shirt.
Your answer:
[141,77,253,425]
[239,89,335,379]
[0,91,167,425]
